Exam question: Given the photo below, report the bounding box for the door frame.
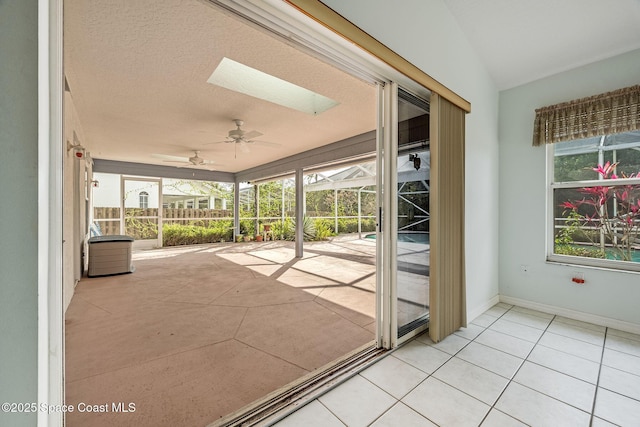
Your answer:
[40,0,65,424]
[379,83,431,348]
[382,82,400,348]
[45,1,470,426]
[121,176,163,249]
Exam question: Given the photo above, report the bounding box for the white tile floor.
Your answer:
[272,303,640,427]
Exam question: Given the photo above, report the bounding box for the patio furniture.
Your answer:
[88,235,135,277]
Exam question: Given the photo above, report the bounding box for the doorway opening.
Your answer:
[60,0,449,425]
[63,1,381,417]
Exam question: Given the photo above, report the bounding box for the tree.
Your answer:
[559,162,640,261]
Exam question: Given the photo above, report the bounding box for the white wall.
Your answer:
[92,175,217,208]
[123,181,160,208]
[323,0,501,319]
[499,49,640,326]
[92,172,121,207]
[63,92,91,312]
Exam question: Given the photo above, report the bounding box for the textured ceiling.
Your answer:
[65,0,640,172]
[64,0,376,173]
[443,0,640,90]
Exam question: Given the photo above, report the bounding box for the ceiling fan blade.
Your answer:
[203,139,233,145]
[151,153,189,162]
[248,140,281,148]
[243,130,263,140]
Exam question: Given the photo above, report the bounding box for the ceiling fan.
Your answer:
[206,119,279,156]
[151,150,218,169]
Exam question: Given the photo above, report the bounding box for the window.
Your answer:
[139,191,149,209]
[549,130,640,271]
[198,198,209,209]
[536,85,640,272]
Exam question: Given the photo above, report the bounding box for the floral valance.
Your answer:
[532,85,640,146]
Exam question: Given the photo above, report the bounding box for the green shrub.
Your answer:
[125,216,158,240]
[314,221,333,240]
[268,217,317,241]
[239,219,256,236]
[555,244,606,259]
[162,222,233,246]
[361,218,377,232]
[337,218,357,233]
[300,216,316,241]
[305,217,377,237]
[313,218,334,231]
[271,218,295,240]
[335,217,377,234]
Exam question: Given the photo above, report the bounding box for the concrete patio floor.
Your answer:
[65,236,379,426]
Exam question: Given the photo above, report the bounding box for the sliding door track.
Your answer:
[211,343,387,427]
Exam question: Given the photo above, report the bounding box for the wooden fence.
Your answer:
[163,208,233,219]
[93,207,121,235]
[93,207,234,235]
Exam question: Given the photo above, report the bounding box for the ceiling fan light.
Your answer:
[229,129,243,139]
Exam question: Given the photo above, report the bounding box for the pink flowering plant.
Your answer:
[558,162,640,262]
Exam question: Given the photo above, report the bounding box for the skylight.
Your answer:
[207,57,339,115]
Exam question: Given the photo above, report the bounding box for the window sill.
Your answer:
[547,255,640,275]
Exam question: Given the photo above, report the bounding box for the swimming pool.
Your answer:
[558,244,640,263]
[365,232,429,244]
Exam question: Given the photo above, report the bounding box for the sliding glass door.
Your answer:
[378,84,431,347]
[396,90,430,339]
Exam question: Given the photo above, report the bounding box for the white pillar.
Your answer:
[358,188,362,238]
[334,189,339,234]
[281,179,285,226]
[295,169,304,257]
[255,183,260,236]
[234,181,240,239]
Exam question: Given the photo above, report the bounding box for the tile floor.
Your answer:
[273,303,640,427]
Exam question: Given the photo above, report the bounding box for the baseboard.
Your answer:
[499,295,640,335]
[468,295,500,324]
